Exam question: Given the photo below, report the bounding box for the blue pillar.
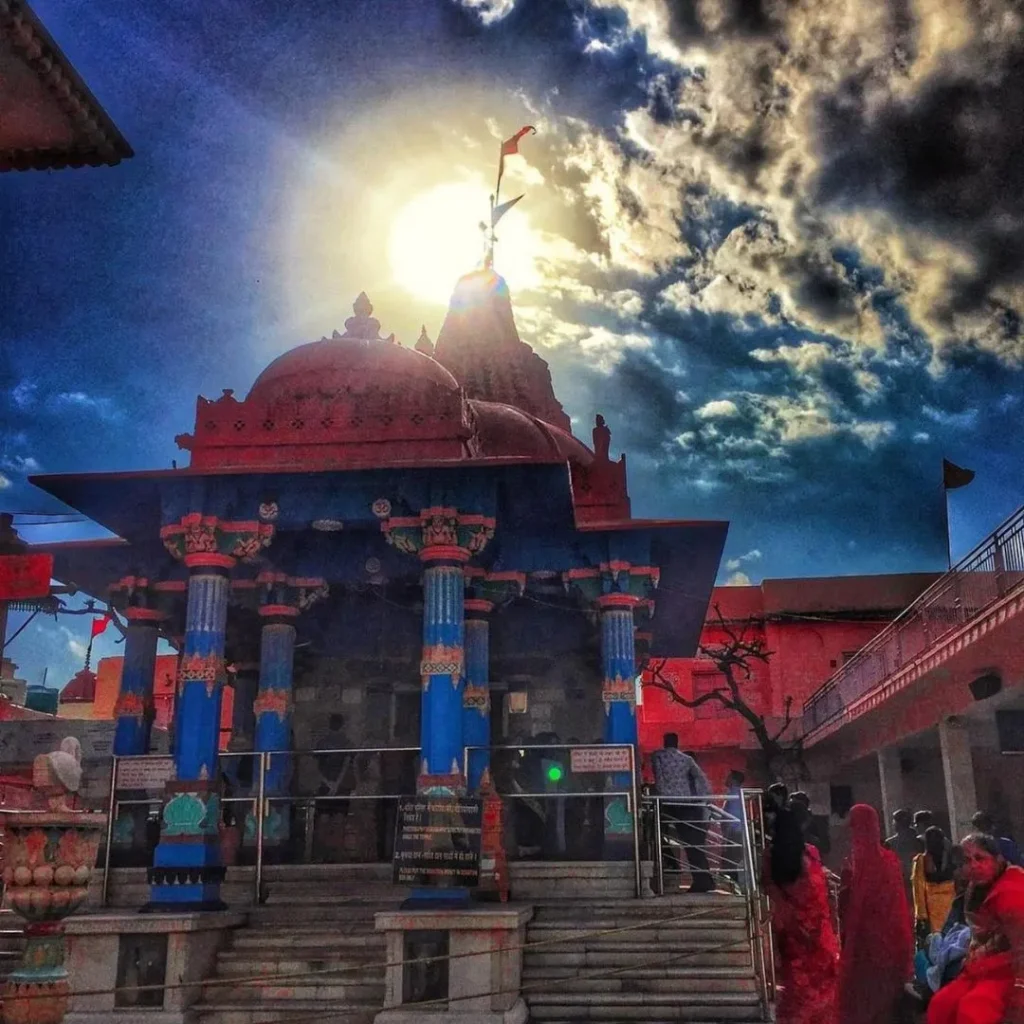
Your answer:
[419,556,466,793]
[599,595,638,749]
[599,594,638,844]
[113,609,163,756]
[149,558,231,909]
[463,603,492,793]
[250,609,297,847]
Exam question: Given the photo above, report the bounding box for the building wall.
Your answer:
[639,574,939,786]
[90,653,232,746]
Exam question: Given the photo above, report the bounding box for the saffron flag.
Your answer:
[942,459,975,491]
[496,126,536,192]
[491,193,523,228]
[500,125,536,158]
[90,613,112,639]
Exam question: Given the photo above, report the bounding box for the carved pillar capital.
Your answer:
[160,512,275,567]
[381,506,495,564]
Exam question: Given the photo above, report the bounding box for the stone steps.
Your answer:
[521,895,766,1024]
[193,899,388,1024]
[192,1001,380,1024]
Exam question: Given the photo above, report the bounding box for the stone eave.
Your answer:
[0,0,132,171]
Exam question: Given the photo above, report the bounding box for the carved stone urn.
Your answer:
[0,811,107,1024]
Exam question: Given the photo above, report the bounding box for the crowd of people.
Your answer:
[762,786,1024,1024]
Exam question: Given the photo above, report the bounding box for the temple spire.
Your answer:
[415,325,434,357]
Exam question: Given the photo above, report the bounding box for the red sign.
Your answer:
[0,554,53,601]
[570,747,633,774]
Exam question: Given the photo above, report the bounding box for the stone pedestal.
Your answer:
[374,906,532,1024]
[63,911,245,1024]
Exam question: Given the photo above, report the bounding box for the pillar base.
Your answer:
[147,840,226,911]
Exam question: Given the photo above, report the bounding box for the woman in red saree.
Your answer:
[838,803,914,1024]
[764,807,840,1024]
[927,832,1024,1024]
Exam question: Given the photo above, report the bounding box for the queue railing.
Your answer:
[641,790,774,1013]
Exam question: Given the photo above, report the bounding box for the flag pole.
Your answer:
[943,480,952,571]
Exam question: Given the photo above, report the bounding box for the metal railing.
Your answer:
[101,746,420,905]
[642,790,773,1014]
[463,743,643,896]
[102,743,642,904]
[803,502,1024,734]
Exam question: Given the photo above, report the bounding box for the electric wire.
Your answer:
[232,930,763,1024]
[0,900,758,1005]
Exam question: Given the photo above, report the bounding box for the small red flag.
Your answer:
[500,125,536,158]
[90,614,111,639]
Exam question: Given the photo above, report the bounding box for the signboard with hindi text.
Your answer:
[392,797,482,887]
[116,757,176,790]
[569,746,633,774]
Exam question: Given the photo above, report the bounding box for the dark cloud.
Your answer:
[815,43,1024,311]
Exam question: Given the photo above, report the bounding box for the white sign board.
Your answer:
[570,747,633,774]
[116,757,176,790]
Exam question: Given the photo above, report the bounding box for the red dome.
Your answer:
[248,293,459,404]
[59,667,96,704]
[471,401,592,464]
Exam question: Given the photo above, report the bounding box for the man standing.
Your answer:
[650,733,715,893]
[884,808,924,902]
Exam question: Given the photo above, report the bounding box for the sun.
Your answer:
[388,181,539,305]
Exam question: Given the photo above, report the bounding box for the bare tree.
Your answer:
[646,604,804,782]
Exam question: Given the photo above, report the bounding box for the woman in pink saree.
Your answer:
[838,803,914,1024]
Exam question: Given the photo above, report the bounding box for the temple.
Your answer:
[28,269,727,908]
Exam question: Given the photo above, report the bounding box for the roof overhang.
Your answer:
[0,0,132,171]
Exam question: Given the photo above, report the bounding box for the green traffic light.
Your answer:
[546,763,564,783]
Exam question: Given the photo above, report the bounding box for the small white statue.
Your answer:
[32,736,83,811]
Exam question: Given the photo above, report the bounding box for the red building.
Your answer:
[639,572,940,787]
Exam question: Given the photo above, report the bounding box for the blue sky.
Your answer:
[2,0,1023,688]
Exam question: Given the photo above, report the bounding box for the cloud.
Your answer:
[454,0,518,25]
[724,571,752,586]
[0,473,10,491]
[51,391,121,421]
[11,381,36,409]
[60,626,88,661]
[696,399,740,419]
[726,548,762,571]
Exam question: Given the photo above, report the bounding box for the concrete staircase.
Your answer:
[522,895,766,1023]
[192,887,392,1024]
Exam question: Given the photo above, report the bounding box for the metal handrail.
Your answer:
[803,502,1024,734]
[641,789,773,1013]
[104,743,644,905]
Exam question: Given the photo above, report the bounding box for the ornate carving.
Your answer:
[462,683,490,711]
[601,674,637,708]
[160,513,275,564]
[593,414,611,461]
[420,644,463,690]
[253,688,291,721]
[382,507,496,560]
[113,691,147,720]
[565,561,660,607]
[179,653,224,696]
[371,497,392,519]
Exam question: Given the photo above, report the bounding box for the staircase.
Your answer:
[193,883,393,1024]
[190,874,768,1024]
[522,894,766,1023]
